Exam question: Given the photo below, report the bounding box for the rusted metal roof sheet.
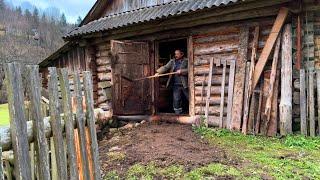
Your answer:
[64,0,239,39]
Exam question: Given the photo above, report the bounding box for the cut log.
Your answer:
[97,72,112,81]
[231,26,249,131]
[252,7,289,90]
[279,24,293,136]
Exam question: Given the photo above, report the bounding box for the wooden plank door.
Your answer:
[111,40,151,115]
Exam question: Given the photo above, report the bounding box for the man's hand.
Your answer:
[155,73,160,76]
[177,70,181,74]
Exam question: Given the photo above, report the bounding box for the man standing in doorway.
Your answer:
[155,49,189,114]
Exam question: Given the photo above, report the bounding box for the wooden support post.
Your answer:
[231,26,249,131]
[255,85,263,134]
[83,71,102,180]
[296,15,302,70]
[300,69,307,135]
[279,24,293,135]
[317,69,320,135]
[59,69,79,180]
[242,26,259,134]
[226,60,236,130]
[308,68,315,137]
[26,66,50,180]
[48,67,68,180]
[205,58,214,127]
[267,68,280,137]
[252,7,289,90]
[4,62,32,180]
[74,72,91,180]
[219,61,227,128]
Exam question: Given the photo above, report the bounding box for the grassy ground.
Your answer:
[104,126,320,180]
[0,103,9,126]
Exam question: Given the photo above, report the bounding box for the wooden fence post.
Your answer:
[279,24,293,135]
[26,65,50,180]
[308,68,315,137]
[48,67,68,180]
[83,71,102,180]
[226,60,236,130]
[59,68,79,180]
[4,62,32,180]
[74,72,91,180]
[205,58,214,127]
[300,69,307,136]
[316,69,320,135]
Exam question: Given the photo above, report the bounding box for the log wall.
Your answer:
[192,20,273,127]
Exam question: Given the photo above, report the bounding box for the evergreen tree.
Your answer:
[25,9,32,21]
[32,8,40,28]
[0,0,5,10]
[76,16,82,26]
[60,13,67,26]
[16,7,22,16]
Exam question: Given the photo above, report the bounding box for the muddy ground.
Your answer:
[99,121,241,177]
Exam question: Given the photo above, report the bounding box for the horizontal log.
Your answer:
[0,108,111,151]
[97,72,112,81]
[96,57,112,66]
[194,66,230,75]
[195,106,227,116]
[194,75,229,86]
[195,96,228,105]
[194,40,239,55]
[98,81,112,89]
[193,34,239,45]
[97,65,112,73]
[96,51,111,58]
[194,54,237,66]
[194,86,228,96]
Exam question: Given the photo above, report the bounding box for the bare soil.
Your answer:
[99,121,240,176]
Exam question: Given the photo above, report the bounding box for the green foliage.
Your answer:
[104,171,120,180]
[284,135,320,150]
[126,163,156,180]
[185,163,242,179]
[160,165,184,179]
[107,152,126,162]
[0,103,9,126]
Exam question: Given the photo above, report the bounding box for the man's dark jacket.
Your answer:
[156,58,188,88]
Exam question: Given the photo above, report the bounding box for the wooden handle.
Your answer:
[134,72,180,81]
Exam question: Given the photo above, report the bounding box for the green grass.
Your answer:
[0,103,10,126]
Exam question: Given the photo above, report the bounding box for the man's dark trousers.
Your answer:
[173,85,189,114]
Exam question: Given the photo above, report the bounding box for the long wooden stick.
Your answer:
[134,71,181,81]
[205,58,214,127]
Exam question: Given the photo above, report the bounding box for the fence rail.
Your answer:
[0,62,101,180]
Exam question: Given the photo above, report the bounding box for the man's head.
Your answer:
[174,49,184,60]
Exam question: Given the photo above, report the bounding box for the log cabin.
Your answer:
[39,0,320,136]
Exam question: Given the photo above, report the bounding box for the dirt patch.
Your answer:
[99,121,240,176]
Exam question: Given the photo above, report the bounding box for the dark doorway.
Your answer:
[156,38,189,114]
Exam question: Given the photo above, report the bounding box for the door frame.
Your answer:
[153,36,194,116]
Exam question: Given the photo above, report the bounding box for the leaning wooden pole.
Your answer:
[279,24,293,135]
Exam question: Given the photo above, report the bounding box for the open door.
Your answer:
[111,40,152,115]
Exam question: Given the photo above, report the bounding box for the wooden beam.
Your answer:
[252,7,289,90]
[308,68,315,137]
[279,24,293,136]
[316,69,320,136]
[219,61,227,128]
[231,26,249,131]
[226,60,236,130]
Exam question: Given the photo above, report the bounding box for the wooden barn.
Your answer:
[39,0,320,136]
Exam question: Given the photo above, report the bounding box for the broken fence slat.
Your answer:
[48,67,68,180]
[74,72,91,180]
[5,62,32,180]
[59,68,79,180]
[26,65,51,180]
[83,71,102,180]
[205,58,214,127]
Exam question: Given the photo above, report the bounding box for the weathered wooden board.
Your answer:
[48,67,68,180]
[300,69,307,136]
[279,24,293,136]
[205,58,214,127]
[226,60,236,130]
[231,26,249,131]
[26,66,50,180]
[4,63,32,180]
